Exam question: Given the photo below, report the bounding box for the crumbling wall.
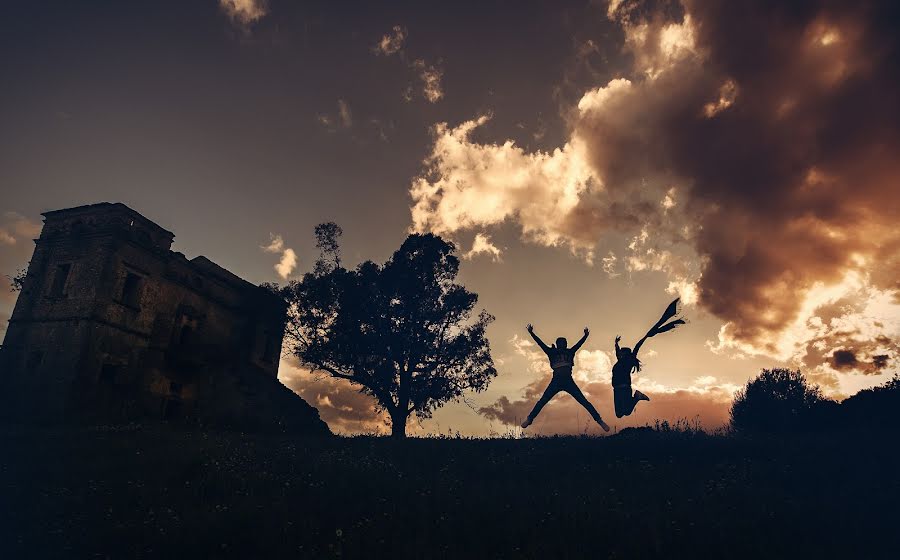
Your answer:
[1,203,329,435]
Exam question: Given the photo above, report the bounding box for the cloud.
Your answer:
[412,59,444,103]
[601,251,619,278]
[261,234,283,253]
[410,115,603,262]
[372,25,407,56]
[218,0,268,28]
[279,357,439,436]
[371,26,444,103]
[278,357,386,434]
[410,0,900,378]
[0,212,41,244]
[261,234,297,280]
[479,336,737,434]
[464,233,502,262]
[274,249,297,280]
[709,270,900,391]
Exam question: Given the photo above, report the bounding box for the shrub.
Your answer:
[729,368,832,434]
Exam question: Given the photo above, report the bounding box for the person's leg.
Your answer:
[614,386,638,417]
[564,380,610,432]
[522,380,561,427]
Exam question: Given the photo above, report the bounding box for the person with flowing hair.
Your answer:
[613,298,686,418]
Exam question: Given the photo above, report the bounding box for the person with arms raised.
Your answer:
[521,324,610,431]
[612,298,686,417]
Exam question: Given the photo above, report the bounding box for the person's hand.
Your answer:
[526,323,534,333]
[615,335,621,344]
[584,327,590,336]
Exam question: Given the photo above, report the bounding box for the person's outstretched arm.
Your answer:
[572,327,590,352]
[633,333,650,357]
[526,324,551,353]
[614,335,622,359]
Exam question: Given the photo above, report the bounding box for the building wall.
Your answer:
[0,203,327,434]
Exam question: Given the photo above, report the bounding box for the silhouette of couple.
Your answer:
[521,298,686,431]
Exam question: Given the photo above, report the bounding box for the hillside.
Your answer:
[2,425,897,558]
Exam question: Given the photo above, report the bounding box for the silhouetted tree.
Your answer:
[281,225,496,438]
[730,368,831,434]
[840,374,900,432]
[313,222,343,273]
[7,266,26,292]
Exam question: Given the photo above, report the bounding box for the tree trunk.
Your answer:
[390,410,408,439]
[392,366,411,439]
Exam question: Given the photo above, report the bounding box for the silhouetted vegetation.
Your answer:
[731,368,900,434]
[729,368,830,433]
[840,374,900,432]
[4,371,896,557]
[7,266,26,292]
[279,225,496,438]
[3,424,896,558]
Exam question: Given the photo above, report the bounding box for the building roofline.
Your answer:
[38,202,279,306]
[188,256,255,291]
[41,202,175,238]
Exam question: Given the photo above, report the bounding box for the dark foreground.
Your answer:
[2,425,898,559]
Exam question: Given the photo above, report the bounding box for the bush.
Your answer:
[730,368,833,434]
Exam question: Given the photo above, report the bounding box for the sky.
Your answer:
[1,0,898,436]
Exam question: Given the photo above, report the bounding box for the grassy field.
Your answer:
[2,424,897,559]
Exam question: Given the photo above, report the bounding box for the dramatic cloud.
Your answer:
[711,272,900,391]
[479,336,738,434]
[261,234,297,280]
[279,358,386,434]
[410,0,900,378]
[372,25,407,56]
[410,115,601,260]
[218,0,268,28]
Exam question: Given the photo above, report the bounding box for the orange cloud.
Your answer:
[278,357,387,435]
[261,234,297,280]
[409,0,900,379]
[479,336,736,435]
[480,372,735,436]
[219,0,268,28]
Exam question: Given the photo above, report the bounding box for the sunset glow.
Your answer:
[2,0,897,436]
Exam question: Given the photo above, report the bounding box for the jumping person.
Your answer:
[612,335,651,418]
[612,298,686,418]
[521,324,610,432]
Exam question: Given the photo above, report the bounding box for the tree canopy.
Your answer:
[281,224,496,437]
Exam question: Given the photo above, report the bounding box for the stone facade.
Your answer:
[0,203,328,434]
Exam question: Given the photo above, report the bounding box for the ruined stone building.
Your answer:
[0,203,328,434]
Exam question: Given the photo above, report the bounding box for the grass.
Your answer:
[2,424,897,559]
